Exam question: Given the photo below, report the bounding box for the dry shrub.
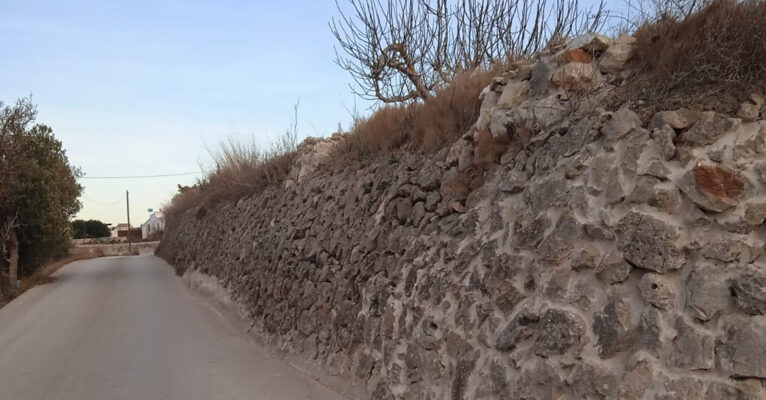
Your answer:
[332,105,414,162]
[333,67,499,165]
[165,130,298,219]
[622,0,766,112]
[205,136,297,202]
[412,68,499,152]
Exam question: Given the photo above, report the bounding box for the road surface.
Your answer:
[0,255,345,400]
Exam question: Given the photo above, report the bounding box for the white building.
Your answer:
[141,211,166,240]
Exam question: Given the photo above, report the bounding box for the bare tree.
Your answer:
[330,0,607,103]
[613,0,709,34]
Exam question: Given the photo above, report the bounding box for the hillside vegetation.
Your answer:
[165,0,766,219]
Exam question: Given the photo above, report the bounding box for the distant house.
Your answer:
[111,223,130,241]
[141,211,165,240]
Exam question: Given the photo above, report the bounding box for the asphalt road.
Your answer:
[0,255,344,400]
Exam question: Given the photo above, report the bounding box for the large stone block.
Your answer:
[532,308,586,357]
[593,294,637,358]
[717,316,766,378]
[615,211,685,274]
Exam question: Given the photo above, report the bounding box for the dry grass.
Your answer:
[332,68,500,163]
[0,248,105,307]
[412,68,501,152]
[165,108,300,219]
[615,0,766,113]
[165,140,298,219]
[331,105,413,162]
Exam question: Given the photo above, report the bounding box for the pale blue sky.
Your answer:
[1,0,370,225]
[2,0,622,226]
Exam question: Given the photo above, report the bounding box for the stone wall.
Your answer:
[159,34,766,399]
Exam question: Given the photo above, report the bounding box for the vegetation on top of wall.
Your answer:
[330,0,607,103]
[164,0,766,220]
[614,0,766,113]
[164,106,300,219]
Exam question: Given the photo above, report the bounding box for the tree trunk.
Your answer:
[8,229,18,287]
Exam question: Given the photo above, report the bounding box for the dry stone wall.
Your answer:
[159,34,766,399]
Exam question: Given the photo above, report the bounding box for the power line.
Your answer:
[82,195,124,206]
[78,172,202,180]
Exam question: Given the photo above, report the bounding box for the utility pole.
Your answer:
[126,190,131,253]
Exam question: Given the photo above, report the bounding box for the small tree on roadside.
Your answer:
[0,98,83,284]
[330,0,607,103]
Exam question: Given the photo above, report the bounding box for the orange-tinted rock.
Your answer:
[565,49,592,64]
[694,164,744,204]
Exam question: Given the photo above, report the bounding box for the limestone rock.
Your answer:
[567,32,612,52]
[701,236,762,263]
[513,215,551,248]
[659,376,706,400]
[571,245,601,270]
[599,34,636,74]
[730,263,766,315]
[679,113,734,147]
[537,211,582,265]
[593,294,637,358]
[639,273,675,310]
[497,80,529,109]
[717,316,766,378]
[678,163,747,212]
[567,361,618,400]
[601,107,641,149]
[733,121,766,162]
[489,109,515,140]
[619,357,657,400]
[511,360,564,400]
[495,306,538,351]
[596,252,631,284]
[638,307,666,355]
[738,99,762,122]
[533,308,586,357]
[628,177,681,213]
[551,62,602,92]
[652,125,677,161]
[615,211,685,274]
[686,261,730,321]
[670,317,715,370]
[648,109,698,131]
[705,381,764,400]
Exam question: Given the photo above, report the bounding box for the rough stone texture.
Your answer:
[717,316,766,379]
[731,263,766,315]
[615,211,685,274]
[567,32,612,52]
[551,62,602,92]
[678,163,747,212]
[619,357,657,400]
[593,294,637,358]
[670,317,715,370]
[532,308,585,357]
[686,261,730,321]
[568,361,618,399]
[158,37,766,399]
[639,273,675,310]
[599,34,636,74]
[601,107,641,149]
